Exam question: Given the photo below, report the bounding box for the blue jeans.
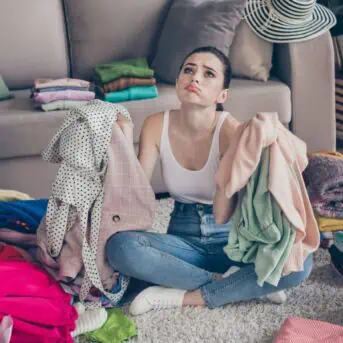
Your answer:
[106,201,313,309]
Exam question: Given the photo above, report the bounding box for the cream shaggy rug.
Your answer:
[123,198,343,343]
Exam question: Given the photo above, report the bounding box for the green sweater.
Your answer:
[94,58,154,84]
[224,148,296,287]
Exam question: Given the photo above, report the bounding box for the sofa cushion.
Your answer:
[63,0,174,80]
[152,0,247,84]
[0,78,291,160]
[230,20,273,82]
[0,0,69,90]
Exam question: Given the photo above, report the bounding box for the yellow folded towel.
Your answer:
[317,215,343,232]
[0,189,33,201]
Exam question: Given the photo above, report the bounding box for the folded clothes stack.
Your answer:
[31,78,95,111]
[94,57,158,103]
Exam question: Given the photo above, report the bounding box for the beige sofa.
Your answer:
[0,0,336,198]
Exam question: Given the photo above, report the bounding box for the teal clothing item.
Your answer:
[104,85,158,103]
[0,76,13,101]
[224,148,297,287]
[94,58,154,84]
[82,308,137,343]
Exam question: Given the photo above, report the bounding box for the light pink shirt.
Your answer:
[215,112,319,275]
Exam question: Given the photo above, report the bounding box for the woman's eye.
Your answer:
[205,71,215,78]
[183,67,193,74]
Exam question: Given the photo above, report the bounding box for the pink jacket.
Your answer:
[216,113,319,275]
[36,101,156,305]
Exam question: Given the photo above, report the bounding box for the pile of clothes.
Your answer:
[31,78,95,111]
[215,113,320,287]
[0,189,138,343]
[94,57,158,103]
[303,151,343,278]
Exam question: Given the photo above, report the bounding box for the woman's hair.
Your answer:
[179,46,232,111]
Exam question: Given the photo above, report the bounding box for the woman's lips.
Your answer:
[185,85,200,94]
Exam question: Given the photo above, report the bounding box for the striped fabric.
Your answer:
[244,0,336,43]
[336,74,343,143]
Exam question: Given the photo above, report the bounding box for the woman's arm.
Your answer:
[137,113,162,182]
[214,115,240,224]
[117,112,162,182]
[213,186,237,224]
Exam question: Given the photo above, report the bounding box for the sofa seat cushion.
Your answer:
[0,78,290,160]
[63,0,174,80]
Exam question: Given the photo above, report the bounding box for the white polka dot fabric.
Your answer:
[37,100,156,308]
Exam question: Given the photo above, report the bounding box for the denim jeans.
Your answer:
[106,201,313,309]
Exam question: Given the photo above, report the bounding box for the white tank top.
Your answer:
[160,110,229,204]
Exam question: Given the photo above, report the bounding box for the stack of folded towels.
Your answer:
[303,151,343,278]
[31,78,95,111]
[94,57,158,103]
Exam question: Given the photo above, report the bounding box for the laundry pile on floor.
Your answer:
[0,190,137,343]
[303,151,343,279]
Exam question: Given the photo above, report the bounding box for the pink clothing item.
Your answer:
[0,242,34,262]
[0,229,36,247]
[273,317,343,343]
[34,78,90,89]
[0,261,77,343]
[216,113,319,275]
[37,121,156,292]
[33,90,95,104]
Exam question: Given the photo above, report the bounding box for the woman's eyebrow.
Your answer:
[184,62,196,67]
[203,65,217,74]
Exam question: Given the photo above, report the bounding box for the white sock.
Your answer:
[71,303,108,337]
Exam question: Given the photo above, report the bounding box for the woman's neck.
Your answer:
[178,105,217,138]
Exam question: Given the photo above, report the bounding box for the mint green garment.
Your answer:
[104,85,158,103]
[0,75,13,101]
[94,58,154,84]
[41,100,89,112]
[82,308,137,343]
[224,148,297,287]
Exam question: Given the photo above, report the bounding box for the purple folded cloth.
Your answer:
[303,154,343,204]
[312,200,343,219]
[33,89,95,104]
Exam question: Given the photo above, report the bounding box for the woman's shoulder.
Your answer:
[142,111,164,130]
[140,111,166,149]
[219,114,242,156]
[220,113,241,137]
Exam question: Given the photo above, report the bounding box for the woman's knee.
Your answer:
[105,231,150,272]
[287,254,313,287]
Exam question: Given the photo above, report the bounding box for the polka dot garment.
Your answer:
[42,100,132,307]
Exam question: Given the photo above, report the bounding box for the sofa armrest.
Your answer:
[273,32,336,153]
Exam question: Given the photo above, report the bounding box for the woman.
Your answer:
[106,46,312,315]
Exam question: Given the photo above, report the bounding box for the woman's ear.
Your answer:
[218,88,228,104]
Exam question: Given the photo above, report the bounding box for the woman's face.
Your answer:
[176,52,228,109]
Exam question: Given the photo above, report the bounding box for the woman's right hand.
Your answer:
[117,115,134,143]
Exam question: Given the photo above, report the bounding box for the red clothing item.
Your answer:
[273,317,343,343]
[0,261,77,342]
